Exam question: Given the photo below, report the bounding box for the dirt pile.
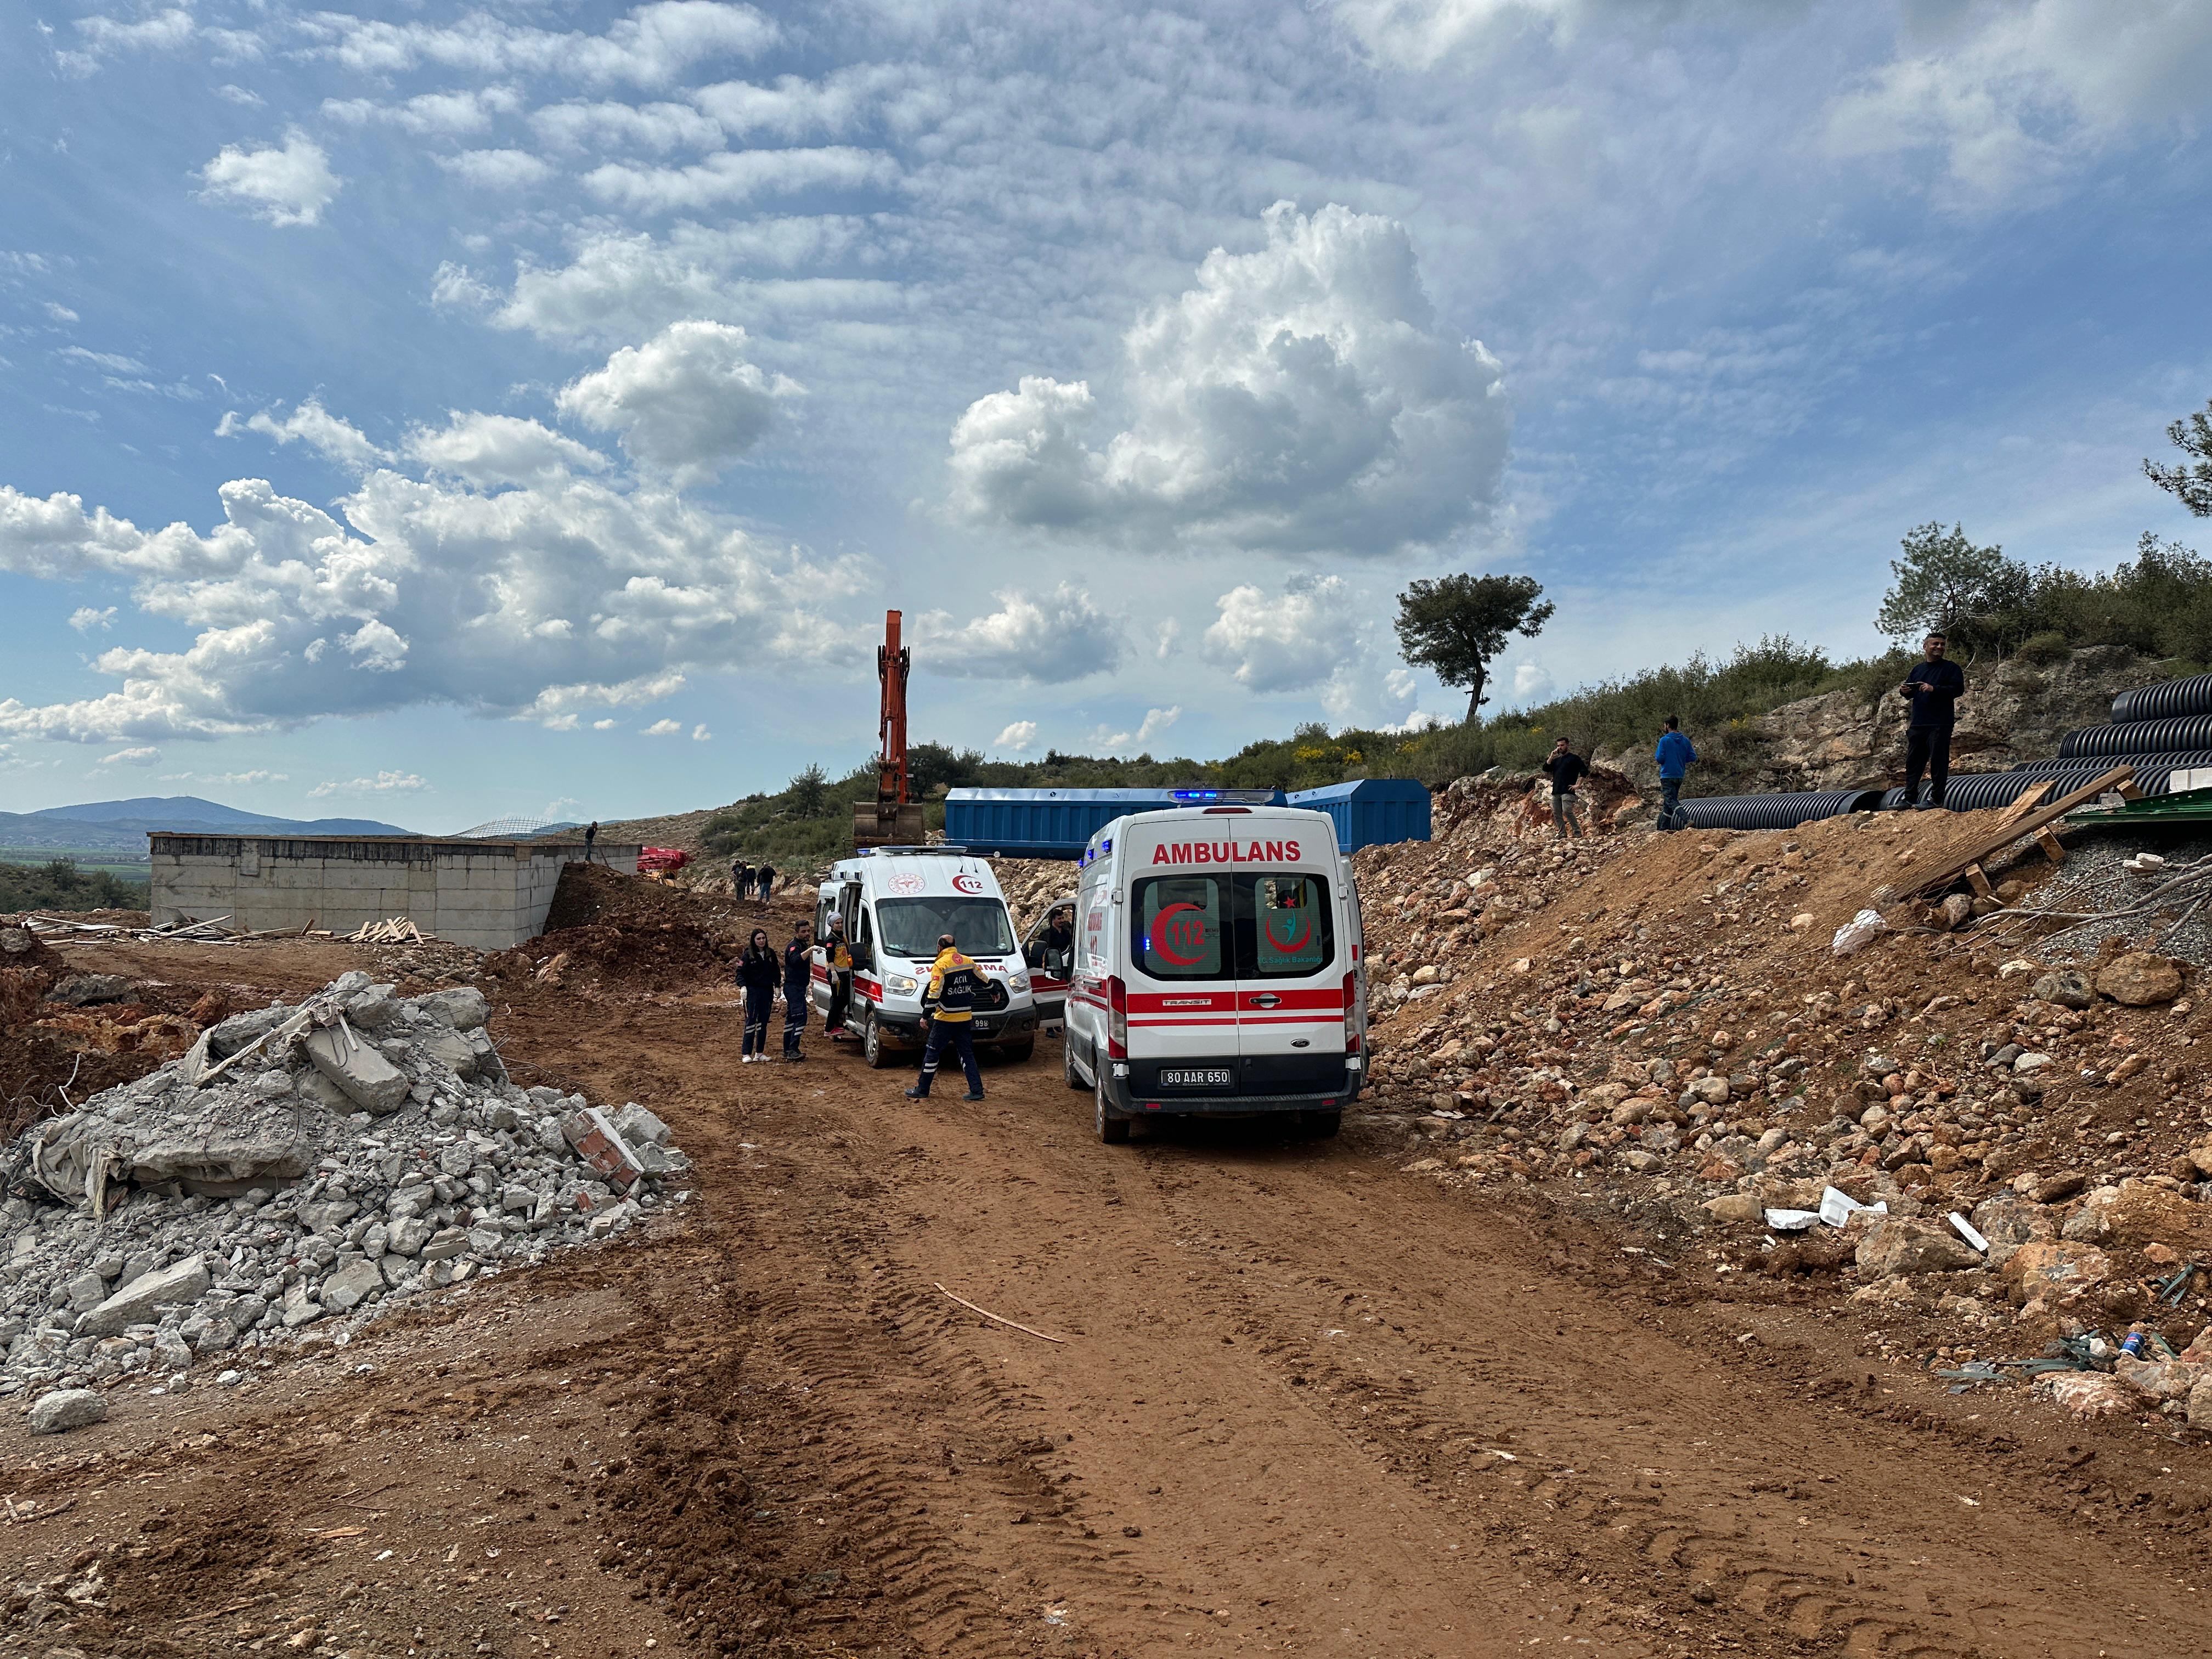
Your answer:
[488,863,809,995]
[1354,797,2212,1425]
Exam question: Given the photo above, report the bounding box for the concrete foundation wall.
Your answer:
[149,837,641,952]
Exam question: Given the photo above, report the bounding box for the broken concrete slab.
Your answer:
[321,1258,382,1314]
[305,1026,410,1115]
[414,986,490,1031]
[47,972,132,1007]
[80,1253,211,1337]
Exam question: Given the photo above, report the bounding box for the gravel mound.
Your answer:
[1,969,691,1403]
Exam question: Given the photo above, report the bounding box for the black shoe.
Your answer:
[904,1087,927,1100]
[961,1092,985,1102]
[785,1052,805,1062]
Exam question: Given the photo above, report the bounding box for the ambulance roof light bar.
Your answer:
[1170,787,1276,803]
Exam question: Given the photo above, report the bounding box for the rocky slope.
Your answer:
[1352,774,2212,1428]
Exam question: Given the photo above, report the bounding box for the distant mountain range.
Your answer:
[0,795,419,854]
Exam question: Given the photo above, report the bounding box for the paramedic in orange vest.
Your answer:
[905,932,985,1102]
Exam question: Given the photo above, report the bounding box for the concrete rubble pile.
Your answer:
[0,970,690,1410]
[1351,780,2212,1429]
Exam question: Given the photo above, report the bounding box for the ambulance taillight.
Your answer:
[1107,975,1128,1058]
[1342,969,1360,1053]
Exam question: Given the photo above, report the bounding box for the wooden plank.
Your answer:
[1964,864,1995,899]
[1883,765,2132,904]
[1993,781,2051,826]
[2034,827,2067,862]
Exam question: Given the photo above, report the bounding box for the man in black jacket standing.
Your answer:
[1899,631,1967,809]
[1544,737,1589,839]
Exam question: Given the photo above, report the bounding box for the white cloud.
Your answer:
[59,346,148,375]
[0,461,843,743]
[310,770,427,797]
[297,2,777,89]
[44,303,79,324]
[556,320,800,482]
[402,411,609,486]
[323,88,523,138]
[579,145,895,213]
[1325,0,1585,69]
[1088,706,1181,754]
[69,606,116,632]
[912,586,1124,683]
[57,6,196,75]
[215,84,263,107]
[1201,577,1359,693]
[98,744,161,766]
[690,723,712,741]
[161,768,288,786]
[1512,659,1554,700]
[993,720,1037,753]
[947,202,1510,555]
[1822,0,2212,204]
[198,131,342,228]
[220,397,390,470]
[641,718,683,735]
[592,718,619,730]
[530,99,724,155]
[437,149,557,191]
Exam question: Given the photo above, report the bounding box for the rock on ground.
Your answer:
[27,1387,106,1434]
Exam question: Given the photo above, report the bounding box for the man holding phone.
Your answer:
[1899,631,1966,809]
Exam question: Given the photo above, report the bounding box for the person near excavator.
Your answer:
[822,913,855,1041]
[904,932,985,1102]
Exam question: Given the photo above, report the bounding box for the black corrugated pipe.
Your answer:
[2056,714,2212,759]
[1880,769,2180,811]
[1667,790,1881,831]
[2112,674,2212,724]
[2010,751,2212,776]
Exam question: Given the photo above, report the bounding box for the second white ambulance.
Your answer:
[1062,804,1367,1142]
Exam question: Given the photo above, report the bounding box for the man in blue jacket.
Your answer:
[1655,716,1696,827]
[1899,631,1967,808]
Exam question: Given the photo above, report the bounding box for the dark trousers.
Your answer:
[825,973,850,1034]
[1904,726,1953,806]
[742,985,774,1056]
[1660,777,1683,821]
[782,989,808,1056]
[915,1019,983,1097]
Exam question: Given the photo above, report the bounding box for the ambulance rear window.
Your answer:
[1135,877,1224,979]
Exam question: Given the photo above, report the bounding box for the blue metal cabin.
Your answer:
[941,786,1286,859]
[1286,778,1433,853]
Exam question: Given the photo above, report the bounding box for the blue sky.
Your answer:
[3,0,2209,833]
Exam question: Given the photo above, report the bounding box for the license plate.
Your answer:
[1159,1068,1232,1088]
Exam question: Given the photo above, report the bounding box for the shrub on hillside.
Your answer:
[0,858,149,913]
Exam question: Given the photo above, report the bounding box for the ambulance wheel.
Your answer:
[1065,1035,1088,1091]
[1000,1037,1034,1064]
[1305,1109,1342,1139]
[862,1013,893,1069]
[1094,1071,1129,1144]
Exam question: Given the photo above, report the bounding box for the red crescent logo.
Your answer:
[1149,902,1209,967]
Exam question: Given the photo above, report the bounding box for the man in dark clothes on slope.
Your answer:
[1899,631,1967,809]
[1544,737,1589,839]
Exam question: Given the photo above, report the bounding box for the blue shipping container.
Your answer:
[1286,778,1432,853]
[942,786,1286,860]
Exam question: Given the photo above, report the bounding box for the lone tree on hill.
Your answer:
[1394,573,1554,724]
[2147,397,2212,516]
[1875,523,2029,649]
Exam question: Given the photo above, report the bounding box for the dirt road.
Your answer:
[7,962,2209,1657]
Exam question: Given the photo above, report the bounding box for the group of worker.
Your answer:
[728,914,987,1101]
[727,857,778,901]
[1537,632,1965,836]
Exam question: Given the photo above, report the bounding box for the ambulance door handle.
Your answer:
[1248,993,1280,1009]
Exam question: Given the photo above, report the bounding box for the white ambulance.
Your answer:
[1062,804,1367,1143]
[810,848,1039,1067]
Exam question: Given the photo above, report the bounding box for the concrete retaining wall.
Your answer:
[148,836,642,952]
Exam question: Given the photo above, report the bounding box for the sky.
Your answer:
[3,0,2210,834]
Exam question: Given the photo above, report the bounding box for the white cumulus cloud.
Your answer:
[69,606,116,632]
[690,723,712,741]
[402,411,609,487]
[556,320,800,482]
[162,769,289,786]
[947,202,1510,555]
[1088,706,1181,754]
[912,585,1124,683]
[220,397,389,469]
[1201,577,1360,693]
[297,3,776,88]
[993,720,1037,753]
[198,130,342,227]
[641,718,683,735]
[1822,0,2212,204]
[437,149,557,191]
[311,770,427,797]
[98,745,161,766]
